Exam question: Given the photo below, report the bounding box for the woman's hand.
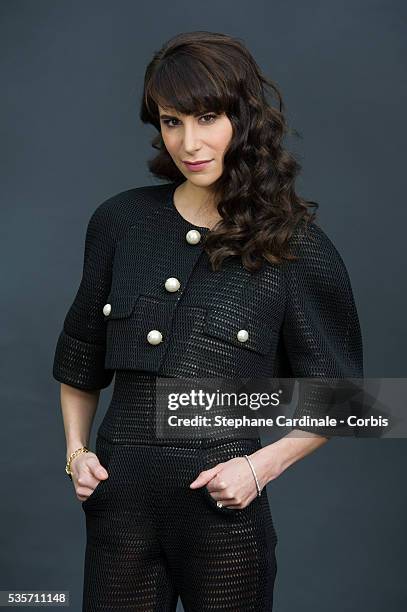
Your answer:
[189,454,267,510]
[70,452,109,502]
[190,433,330,509]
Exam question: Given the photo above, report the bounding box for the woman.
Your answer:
[53,31,363,611]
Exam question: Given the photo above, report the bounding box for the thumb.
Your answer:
[94,464,108,480]
[190,466,219,489]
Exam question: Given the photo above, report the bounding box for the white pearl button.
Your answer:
[186,229,201,244]
[147,330,163,345]
[164,277,181,292]
[237,329,249,343]
[102,303,111,316]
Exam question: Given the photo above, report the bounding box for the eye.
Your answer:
[161,113,218,128]
[200,113,217,124]
[161,118,181,128]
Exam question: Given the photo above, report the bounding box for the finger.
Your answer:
[224,494,257,509]
[208,491,236,504]
[76,468,103,492]
[85,458,108,480]
[92,465,108,479]
[76,474,99,491]
[208,488,254,506]
[217,500,247,509]
[205,476,228,493]
[80,486,99,498]
[189,466,219,488]
[211,497,241,510]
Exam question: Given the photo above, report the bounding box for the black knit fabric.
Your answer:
[82,435,277,611]
[52,182,363,611]
[53,181,363,422]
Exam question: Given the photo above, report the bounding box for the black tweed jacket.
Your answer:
[52,182,363,414]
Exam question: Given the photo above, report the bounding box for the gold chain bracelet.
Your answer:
[65,446,90,480]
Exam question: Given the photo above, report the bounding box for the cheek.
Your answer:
[162,133,179,156]
[213,123,233,155]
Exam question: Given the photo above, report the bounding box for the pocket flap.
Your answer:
[203,308,277,355]
[104,294,140,319]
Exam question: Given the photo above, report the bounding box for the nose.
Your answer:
[182,120,201,153]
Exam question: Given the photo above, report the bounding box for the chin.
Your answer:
[189,176,213,185]
[189,173,221,188]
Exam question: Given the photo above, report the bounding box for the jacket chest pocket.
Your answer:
[103,294,173,371]
[195,306,280,378]
[104,295,140,320]
[203,307,278,356]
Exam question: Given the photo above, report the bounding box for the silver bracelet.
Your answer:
[244,454,262,497]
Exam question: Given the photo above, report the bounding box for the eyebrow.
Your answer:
[159,111,211,120]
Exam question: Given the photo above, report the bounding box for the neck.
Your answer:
[175,181,222,227]
[179,180,216,209]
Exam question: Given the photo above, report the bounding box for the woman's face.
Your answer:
[158,105,233,187]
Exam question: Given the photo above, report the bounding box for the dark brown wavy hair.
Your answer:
[140,31,318,272]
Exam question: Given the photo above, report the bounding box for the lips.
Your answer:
[183,159,213,171]
[183,160,212,165]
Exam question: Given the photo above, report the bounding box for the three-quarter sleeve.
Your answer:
[52,202,117,391]
[282,222,364,433]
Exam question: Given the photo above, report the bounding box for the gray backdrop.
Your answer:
[1,1,406,610]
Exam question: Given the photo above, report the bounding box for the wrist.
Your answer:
[65,445,90,479]
[249,439,292,487]
[248,447,282,489]
[66,442,89,462]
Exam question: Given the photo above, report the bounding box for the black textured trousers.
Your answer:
[81,434,278,611]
